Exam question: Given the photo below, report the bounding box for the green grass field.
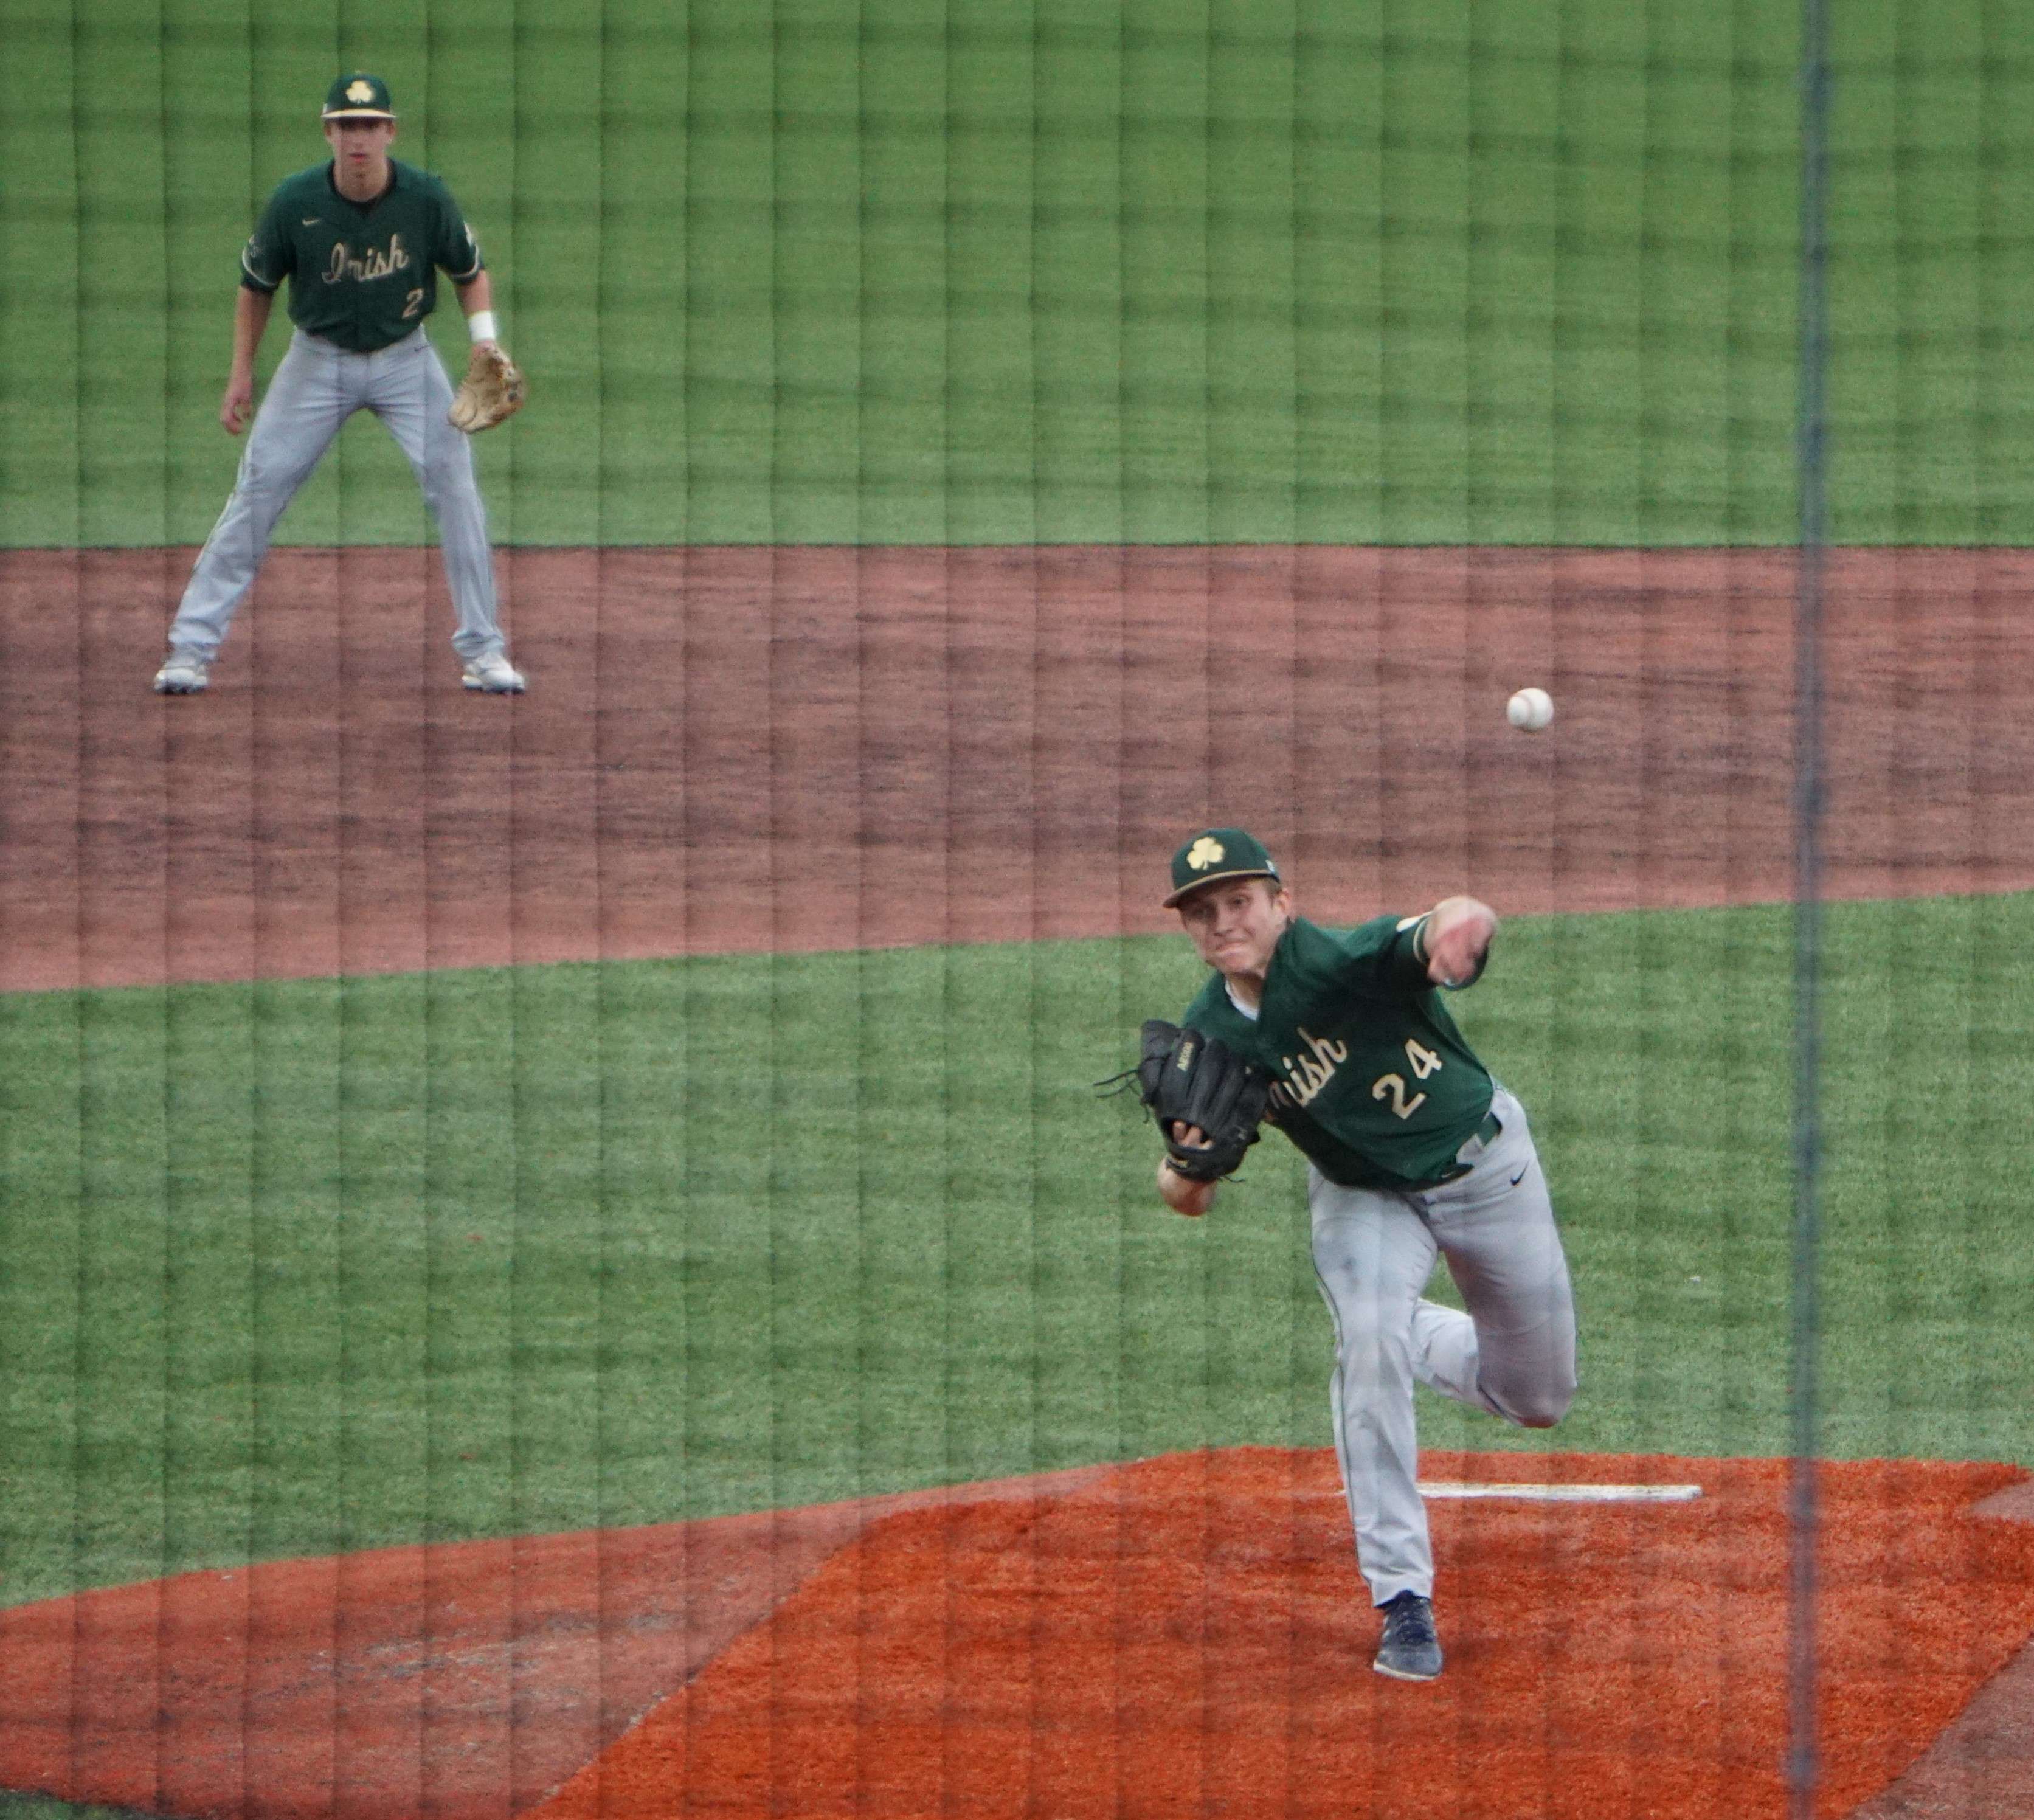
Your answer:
[0,1801,151,1820]
[5,894,2030,1613]
[2,0,2029,548]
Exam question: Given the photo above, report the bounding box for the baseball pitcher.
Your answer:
[153,72,527,697]
[1139,828,1579,1682]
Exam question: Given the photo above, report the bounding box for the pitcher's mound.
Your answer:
[537,1449,2034,1820]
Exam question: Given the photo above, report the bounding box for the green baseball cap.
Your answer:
[322,72,396,120]
[1163,827,1282,907]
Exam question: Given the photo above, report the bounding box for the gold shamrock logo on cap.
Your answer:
[347,78,375,103]
[1187,836,1225,871]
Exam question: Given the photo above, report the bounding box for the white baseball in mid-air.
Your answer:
[1506,687,1555,732]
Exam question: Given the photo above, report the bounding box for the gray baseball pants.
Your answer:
[167,326,506,664]
[1309,1085,1578,1607]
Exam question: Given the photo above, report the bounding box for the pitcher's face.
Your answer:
[1177,877,1291,982]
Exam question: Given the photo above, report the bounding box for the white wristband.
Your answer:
[466,310,498,344]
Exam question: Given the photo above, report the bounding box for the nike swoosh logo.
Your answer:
[302,216,322,226]
[1509,1166,1527,1186]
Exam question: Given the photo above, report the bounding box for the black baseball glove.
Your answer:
[1135,1019,1273,1182]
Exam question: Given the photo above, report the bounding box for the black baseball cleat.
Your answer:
[1373,1591,1444,1681]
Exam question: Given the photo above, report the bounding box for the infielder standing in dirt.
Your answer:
[153,72,526,697]
[1145,828,1578,1682]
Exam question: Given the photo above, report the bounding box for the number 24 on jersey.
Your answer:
[1372,1039,1444,1120]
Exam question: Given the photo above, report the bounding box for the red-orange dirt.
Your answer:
[531,1452,2034,1820]
[4,546,2032,992]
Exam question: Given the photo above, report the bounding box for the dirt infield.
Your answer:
[3,1451,2032,1820]
[4,545,2032,992]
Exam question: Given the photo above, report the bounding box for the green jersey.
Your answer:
[1180,914,1495,1191]
[239,159,485,353]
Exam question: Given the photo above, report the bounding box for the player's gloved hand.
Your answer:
[1135,1020,1272,1182]
[449,342,526,434]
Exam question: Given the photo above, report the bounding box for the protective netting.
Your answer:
[2,4,2031,1818]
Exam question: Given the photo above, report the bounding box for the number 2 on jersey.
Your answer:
[1372,1074,1425,1119]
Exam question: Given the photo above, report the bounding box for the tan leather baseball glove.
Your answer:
[448,344,526,433]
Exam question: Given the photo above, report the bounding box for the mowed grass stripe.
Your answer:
[12,0,2034,547]
[2,894,2030,1612]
